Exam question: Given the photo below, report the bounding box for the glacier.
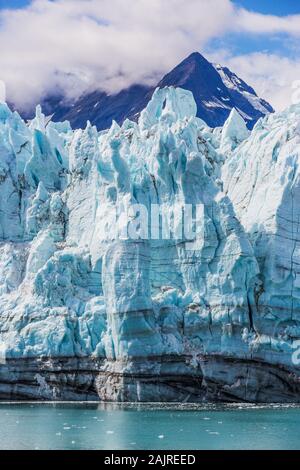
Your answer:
[0,87,299,401]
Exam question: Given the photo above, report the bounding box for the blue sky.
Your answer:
[208,1,300,59]
[0,0,299,111]
[0,0,31,8]
[233,0,300,16]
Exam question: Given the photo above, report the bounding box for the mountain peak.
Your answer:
[157,52,273,129]
[23,51,274,131]
[182,51,208,63]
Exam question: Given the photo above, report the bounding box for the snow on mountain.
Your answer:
[0,87,298,402]
[214,63,273,120]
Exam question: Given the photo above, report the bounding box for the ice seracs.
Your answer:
[220,108,249,153]
[222,103,300,367]
[0,87,299,401]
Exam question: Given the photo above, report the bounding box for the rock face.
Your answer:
[0,88,299,402]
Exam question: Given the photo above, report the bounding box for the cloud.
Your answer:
[0,0,300,111]
[0,0,235,108]
[235,9,300,36]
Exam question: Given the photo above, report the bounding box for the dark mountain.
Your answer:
[51,84,152,131]
[20,52,274,130]
[156,52,274,128]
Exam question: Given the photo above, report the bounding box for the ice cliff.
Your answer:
[0,88,299,402]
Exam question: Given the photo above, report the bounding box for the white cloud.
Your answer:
[235,9,300,36]
[0,0,235,108]
[0,0,300,110]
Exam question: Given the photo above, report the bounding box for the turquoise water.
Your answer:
[0,403,300,450]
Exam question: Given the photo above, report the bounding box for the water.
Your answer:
[0,402,299,450]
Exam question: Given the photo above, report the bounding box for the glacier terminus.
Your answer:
[0,86,300,402]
